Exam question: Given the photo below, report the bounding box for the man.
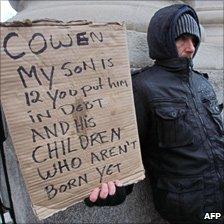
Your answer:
[132,4,224,224]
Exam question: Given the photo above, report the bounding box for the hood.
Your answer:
[147,4,201,61]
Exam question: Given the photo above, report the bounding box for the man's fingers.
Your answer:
[89,181,120,202]
[89,187,100,202]
[99,183,109,199]
[115,180,122,187]
[108,181,116,195]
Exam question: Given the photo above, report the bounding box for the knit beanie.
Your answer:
[174,13,200,42]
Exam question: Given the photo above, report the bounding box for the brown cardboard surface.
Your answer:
[0,21,145,220]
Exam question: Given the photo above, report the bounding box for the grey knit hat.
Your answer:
[175,13,200,42]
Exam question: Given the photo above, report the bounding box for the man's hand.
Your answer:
[89,180,122,202]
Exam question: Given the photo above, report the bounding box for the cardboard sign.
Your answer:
[0,20,145,219]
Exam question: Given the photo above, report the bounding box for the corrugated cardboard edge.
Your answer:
[0,18,124,27]
[33,171,145,220]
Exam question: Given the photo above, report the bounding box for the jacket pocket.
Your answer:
[155,105,193,148]
[153,176,204,222]
[204,102,223,135]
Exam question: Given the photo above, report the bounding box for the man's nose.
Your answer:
[186,39,195,52]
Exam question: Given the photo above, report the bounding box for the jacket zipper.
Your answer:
[187,65,223,187]
[149,97,187,104]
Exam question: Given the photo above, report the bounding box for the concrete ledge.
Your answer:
[9,0,178,33]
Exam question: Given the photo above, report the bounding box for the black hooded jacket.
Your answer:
[132,4,224,223]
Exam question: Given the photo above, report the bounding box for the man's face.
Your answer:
[175,34,196,59]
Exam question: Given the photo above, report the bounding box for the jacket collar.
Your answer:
[155,57,193,73]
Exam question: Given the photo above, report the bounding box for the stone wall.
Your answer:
[188,0,223,45]
[1,1,223,223]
